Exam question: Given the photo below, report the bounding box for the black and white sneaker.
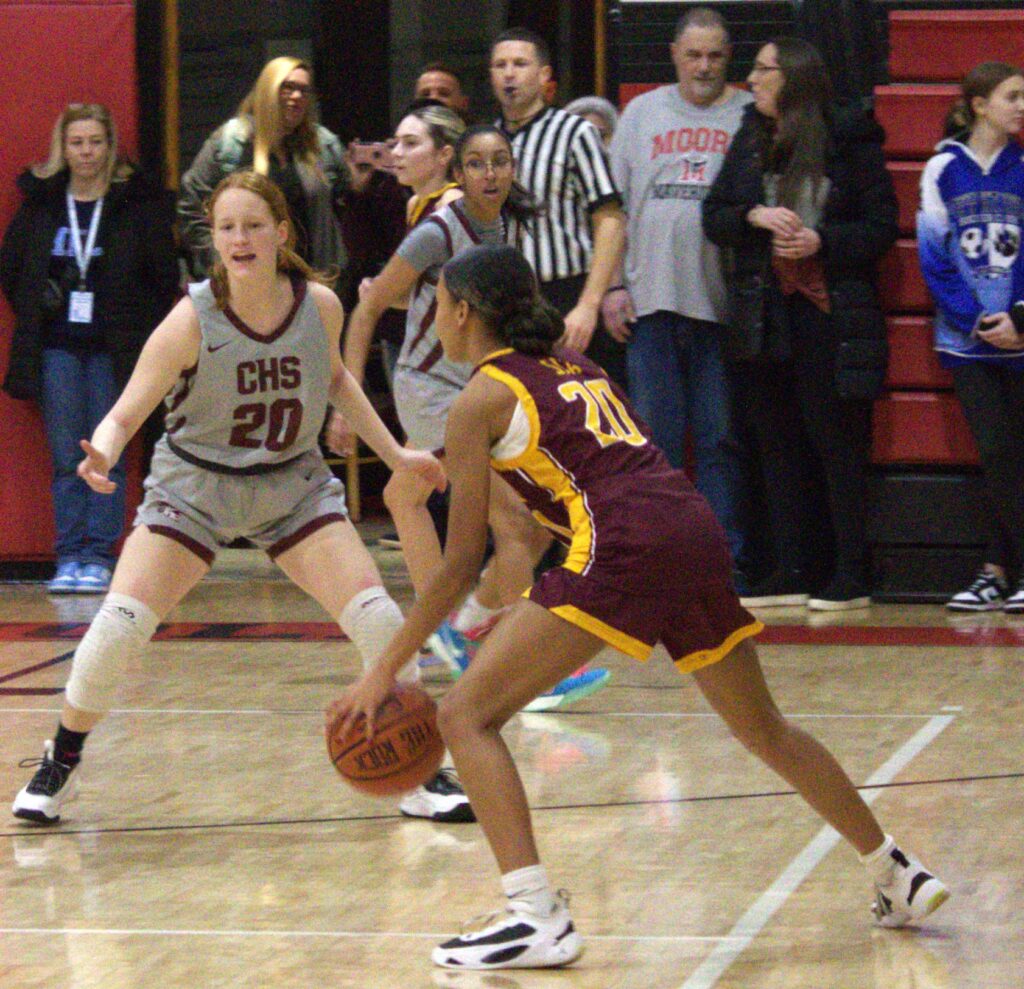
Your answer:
[12,741,77,825]
[433,892,583,969]
[1004,578,1024,614]
[399,768,475,823]
[946,570,1009,611]
[872,847,949,928]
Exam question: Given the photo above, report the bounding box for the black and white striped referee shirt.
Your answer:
[499,106,622,284]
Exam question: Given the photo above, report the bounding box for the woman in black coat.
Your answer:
[1,103,178,593]
[703,38,898,611]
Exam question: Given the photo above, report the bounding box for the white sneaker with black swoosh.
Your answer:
[872,847,949,928]
[432,891,582,969]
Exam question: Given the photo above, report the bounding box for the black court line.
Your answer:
[0,650,75,687]
[2,770,1020,840]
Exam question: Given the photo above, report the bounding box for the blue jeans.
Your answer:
[41,348,126,568]
[626,311,745,564]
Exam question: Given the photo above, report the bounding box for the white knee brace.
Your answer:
[65,593,160,714]
[339,586,419,684]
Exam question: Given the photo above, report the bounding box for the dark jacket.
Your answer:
[702,104,898,398]
[1,167,179,401]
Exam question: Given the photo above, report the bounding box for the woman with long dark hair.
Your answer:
[328,243,947,971]
[918,62,1024,612]
[703,38,898,611]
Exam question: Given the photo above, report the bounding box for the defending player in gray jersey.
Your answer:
[12,171,475,827]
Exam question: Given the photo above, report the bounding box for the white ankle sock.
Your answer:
[501,864,557,916]
[454,592,502,633]
[859,834,897,884]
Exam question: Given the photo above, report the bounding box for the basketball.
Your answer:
[326,684,444,796]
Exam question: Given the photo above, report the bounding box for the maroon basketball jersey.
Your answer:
[477,348,713,593]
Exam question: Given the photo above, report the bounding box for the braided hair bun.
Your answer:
[442,244,564,356]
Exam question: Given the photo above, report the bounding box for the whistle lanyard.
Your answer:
[66,191,104,288]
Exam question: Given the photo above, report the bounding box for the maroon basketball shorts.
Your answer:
[527,504,763,673]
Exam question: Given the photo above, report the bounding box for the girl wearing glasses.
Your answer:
[340,125,605,731]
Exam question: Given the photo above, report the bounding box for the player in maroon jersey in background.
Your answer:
[329,243,948,971]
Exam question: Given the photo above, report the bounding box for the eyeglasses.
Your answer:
[750,63,782,76]
[280,82,314,97]
[462,155,514,174]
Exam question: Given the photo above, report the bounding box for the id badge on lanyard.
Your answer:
[67,192,103,324]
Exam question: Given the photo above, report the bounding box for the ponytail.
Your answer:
[943,61,1024,140]
[442,243,563,356]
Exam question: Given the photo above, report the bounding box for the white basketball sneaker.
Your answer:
[12,740,77,825]
[432,892,583,969]
[872,847,949,928]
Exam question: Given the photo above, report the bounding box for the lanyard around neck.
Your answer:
[66,191,104,284]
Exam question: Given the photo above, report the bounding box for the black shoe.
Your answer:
[808,576,871,612]
[947,570,1009,612]
[739,570,809,608]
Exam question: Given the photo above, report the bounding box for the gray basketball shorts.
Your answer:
[392,366,462,455]
[135,443,348,565]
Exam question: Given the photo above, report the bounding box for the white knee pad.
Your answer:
[339,586,419,684]
[65,593,160,714]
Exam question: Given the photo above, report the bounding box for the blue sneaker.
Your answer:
[523,667,611,712]
[427,620,472,677]
[76,563,112,594]
[47,562,81,594]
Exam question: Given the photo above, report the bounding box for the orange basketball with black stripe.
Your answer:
[326,685,444,796]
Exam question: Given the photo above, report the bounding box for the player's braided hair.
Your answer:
[443,244,563,356]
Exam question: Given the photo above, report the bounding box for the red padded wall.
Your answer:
[0,1,138,560]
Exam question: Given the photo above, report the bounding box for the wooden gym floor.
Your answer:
[1,523,1021,988]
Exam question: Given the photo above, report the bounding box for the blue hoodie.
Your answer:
[917,138,1024,369]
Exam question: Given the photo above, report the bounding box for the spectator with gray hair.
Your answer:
[564,96,619,148]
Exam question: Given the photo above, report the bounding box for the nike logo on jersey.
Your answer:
[207,341,231,353]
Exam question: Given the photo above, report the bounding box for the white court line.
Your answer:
[0,927,740,944]
[0,708,948,719]
[678,714,955,989]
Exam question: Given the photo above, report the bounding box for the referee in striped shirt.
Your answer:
[491,28,628,385]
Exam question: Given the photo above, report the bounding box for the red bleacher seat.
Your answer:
[887,161,923,236]
[872,392,978,465]
[874,85,959,159]
[885,316,952,390]
[878,239,932,314]
[888,10,1024,83]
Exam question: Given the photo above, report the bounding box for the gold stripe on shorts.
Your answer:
[674,620,765,674]
[549,604,652,660]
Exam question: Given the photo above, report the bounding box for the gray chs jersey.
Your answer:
[162,277,330,472]
[398,199,512,389]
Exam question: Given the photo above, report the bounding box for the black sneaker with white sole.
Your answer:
[433,893,583,969]
[12,741,76,825]
[399,768,475,823]
[946,570,1009,611]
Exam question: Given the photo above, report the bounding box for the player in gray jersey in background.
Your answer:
[13,170,472,826]
[339,125,608,713]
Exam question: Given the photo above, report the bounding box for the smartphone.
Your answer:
[1011,300,1024,335]
[349,141,395,172]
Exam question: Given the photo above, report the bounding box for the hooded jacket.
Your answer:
[917,137,1024,369]
[1,167,179,401]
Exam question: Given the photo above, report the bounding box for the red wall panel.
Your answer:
[0,1,138,560]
